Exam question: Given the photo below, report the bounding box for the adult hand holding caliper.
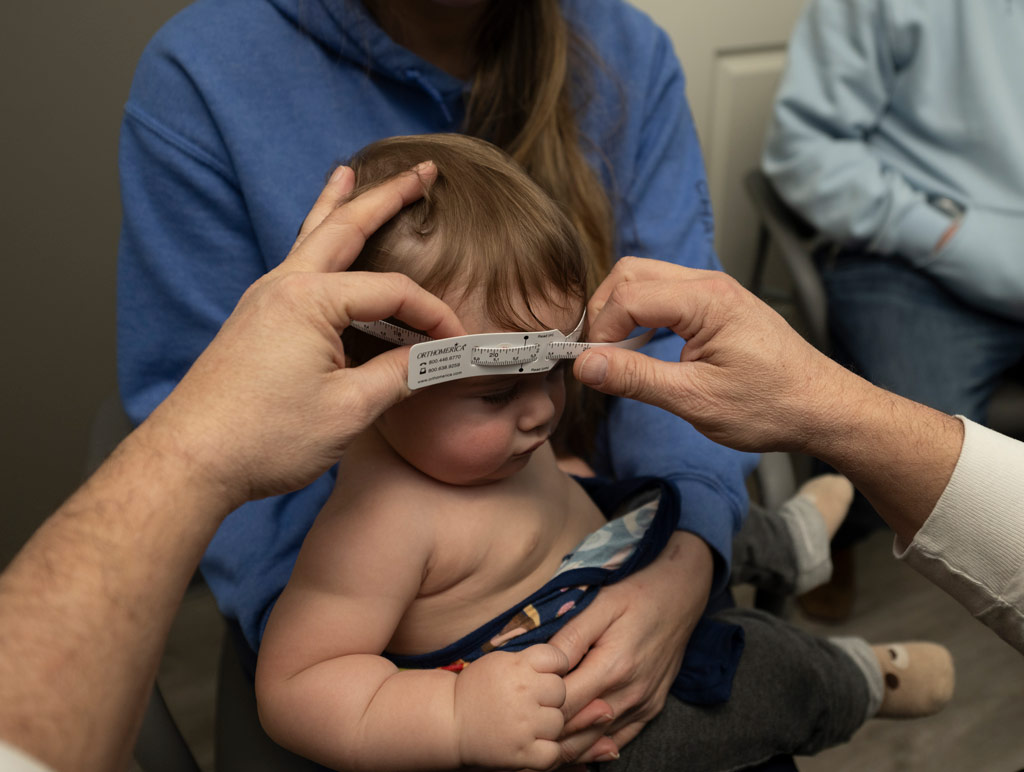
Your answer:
[573,258,1024,654]
[572,257,960,539]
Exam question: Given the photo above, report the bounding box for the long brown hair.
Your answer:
[466,2,614,457]
[357,0,615,291]
[467,0,614,292]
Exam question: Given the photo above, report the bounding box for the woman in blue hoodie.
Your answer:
[117,0,759,761]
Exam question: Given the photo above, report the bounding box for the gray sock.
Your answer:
[829,635,884,721]
[776,494,832,594]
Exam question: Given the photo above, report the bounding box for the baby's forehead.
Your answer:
[460,373,520,390]
[428,371,518,401]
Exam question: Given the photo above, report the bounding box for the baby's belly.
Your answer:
[389,574,559,655]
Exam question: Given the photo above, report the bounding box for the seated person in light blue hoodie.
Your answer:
[762,0,1024,590]
[255,134,954,772]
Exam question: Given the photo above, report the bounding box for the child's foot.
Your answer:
[873,642,955,718]
[794,476,855,619]
[778,475,855,598]
[796,474,854,539]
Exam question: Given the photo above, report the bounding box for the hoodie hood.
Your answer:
[266,0,466,116]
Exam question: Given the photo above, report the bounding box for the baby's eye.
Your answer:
[481,382,521,405]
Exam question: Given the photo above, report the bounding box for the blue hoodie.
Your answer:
[118,0,758,649]
[763,0,1024,322]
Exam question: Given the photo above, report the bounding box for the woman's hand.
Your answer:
[549,531,713,760]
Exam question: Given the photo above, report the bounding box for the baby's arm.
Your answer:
[255,486,567,771]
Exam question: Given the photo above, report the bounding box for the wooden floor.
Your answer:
[787,532,1024,772]
[148,530,1024,772]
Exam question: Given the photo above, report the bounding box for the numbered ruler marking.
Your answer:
[471,344,541,366]
[349,320,430,346]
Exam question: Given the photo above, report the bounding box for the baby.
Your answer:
[255,134,953,771]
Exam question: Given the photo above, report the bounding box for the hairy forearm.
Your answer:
[800,369,963,544]
[0,423,233,771]
[258,656,461,771]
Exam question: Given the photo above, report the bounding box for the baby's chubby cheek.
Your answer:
[429,424,518,484]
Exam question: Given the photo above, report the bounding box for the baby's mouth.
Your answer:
[514,438,547,457]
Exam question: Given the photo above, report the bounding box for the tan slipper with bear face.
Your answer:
[873,642,955,718]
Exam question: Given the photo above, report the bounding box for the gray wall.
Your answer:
[0,1,190,566]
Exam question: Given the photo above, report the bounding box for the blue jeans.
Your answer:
[822,251,1024,544]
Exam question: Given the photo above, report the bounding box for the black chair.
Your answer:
[215,621,324,772]
[85,392,320,771]
[84,393,202,772]
[745,168,1024,442]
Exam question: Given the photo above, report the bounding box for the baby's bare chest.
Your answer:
[387,486,605,655]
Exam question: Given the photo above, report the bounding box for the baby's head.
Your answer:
[342,133,589,485]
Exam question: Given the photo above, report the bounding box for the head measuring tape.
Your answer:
[349,313,654,389]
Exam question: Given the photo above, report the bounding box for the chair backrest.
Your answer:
[215,622,324,771]
[744,169,831,353]
[83,391,135,478]
[135,689,203,772]
[84,392,203,772]
[744,169,1024,441]
[988,371,1024,441]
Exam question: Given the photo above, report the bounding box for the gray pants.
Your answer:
[599,608,874,772]
[732,500,833,596]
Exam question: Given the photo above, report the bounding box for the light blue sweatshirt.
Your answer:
[763,0,1024,322]
[117,0,757,649]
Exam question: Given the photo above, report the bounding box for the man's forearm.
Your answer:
[0,424,233,771]
[802,369,964,545]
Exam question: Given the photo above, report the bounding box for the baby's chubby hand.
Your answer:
[454,644,569,770]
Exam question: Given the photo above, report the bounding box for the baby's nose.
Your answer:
[518,380,558,432]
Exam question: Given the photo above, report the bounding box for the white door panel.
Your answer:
[706,50,789,284]
[627,1,806,282]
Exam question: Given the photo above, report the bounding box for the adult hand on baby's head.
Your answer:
[573,257,859,455]
[140,163,466,511]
